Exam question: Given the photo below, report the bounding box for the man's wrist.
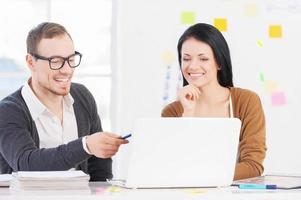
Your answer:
[82,136,92,155]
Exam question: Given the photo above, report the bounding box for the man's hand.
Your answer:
[86,132,129,158]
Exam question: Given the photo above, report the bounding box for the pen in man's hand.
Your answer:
[121,134,132,140]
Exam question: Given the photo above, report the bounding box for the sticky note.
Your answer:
[271,92,286,106]
[95,187,106,194]
[160,51,176,65]
[269,25,282,38]
[259,72,264,82]
[185,188,207,194]
[214,18,227,32]
[108,186,121,193]
[245,4,259,17]
[264,80,278,94]
[181,12,196,25]
[257,40,263,47]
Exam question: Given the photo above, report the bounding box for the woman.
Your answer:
[161,23,266,180]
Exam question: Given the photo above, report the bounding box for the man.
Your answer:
[0,22,128,181]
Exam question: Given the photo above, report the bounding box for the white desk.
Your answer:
[0,182,301,200]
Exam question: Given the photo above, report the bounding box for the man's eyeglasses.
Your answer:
[31,51,82,70]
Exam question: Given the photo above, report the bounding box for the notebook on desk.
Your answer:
[110,118,241,188]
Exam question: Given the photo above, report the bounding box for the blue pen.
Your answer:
[121,134,132,139]
[239,184,277,190]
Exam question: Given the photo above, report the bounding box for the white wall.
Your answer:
[111,0,301,178]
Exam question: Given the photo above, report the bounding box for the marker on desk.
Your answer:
[121,134,132,140]
[239,184,277,190]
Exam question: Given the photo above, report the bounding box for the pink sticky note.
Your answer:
[95,187,106,194]
[271,92,286,106]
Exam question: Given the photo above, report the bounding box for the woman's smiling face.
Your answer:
[181,37,220,88]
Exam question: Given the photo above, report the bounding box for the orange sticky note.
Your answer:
[269,25,282,38]
[245,4,259,17]
[214,18,227,32]
[264,80,279,94]
[160,51,176,65]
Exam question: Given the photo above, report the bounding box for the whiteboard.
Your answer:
[111,0,301,178]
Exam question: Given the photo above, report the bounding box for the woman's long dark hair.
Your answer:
[177,23,233,87]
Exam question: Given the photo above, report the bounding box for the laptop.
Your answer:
[111,118,241,188]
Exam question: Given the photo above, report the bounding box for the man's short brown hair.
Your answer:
[26,22,72,54]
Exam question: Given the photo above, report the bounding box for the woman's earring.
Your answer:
[218,66,222,70]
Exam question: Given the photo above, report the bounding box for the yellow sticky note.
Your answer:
[108,186,121,193]
[185,188,207,194]
[181,12,196,25]
[264,80,279,94]
[214,18,227,32]
[269,25,282,38]
[160,51,176,65]
[245,4,259,17]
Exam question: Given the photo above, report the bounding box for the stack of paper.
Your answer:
[10,171,90,191]
[0,174,12,187]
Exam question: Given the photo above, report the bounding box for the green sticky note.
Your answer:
[259,72,264,82]
[257,40,263,47]
[181,12,196,24]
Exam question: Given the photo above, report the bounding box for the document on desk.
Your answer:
[0,174,12,187]
[10,171,90,191]
[14,171,89,180]
[233,174,301,189]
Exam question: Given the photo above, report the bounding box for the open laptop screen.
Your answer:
[124,118,241,188]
